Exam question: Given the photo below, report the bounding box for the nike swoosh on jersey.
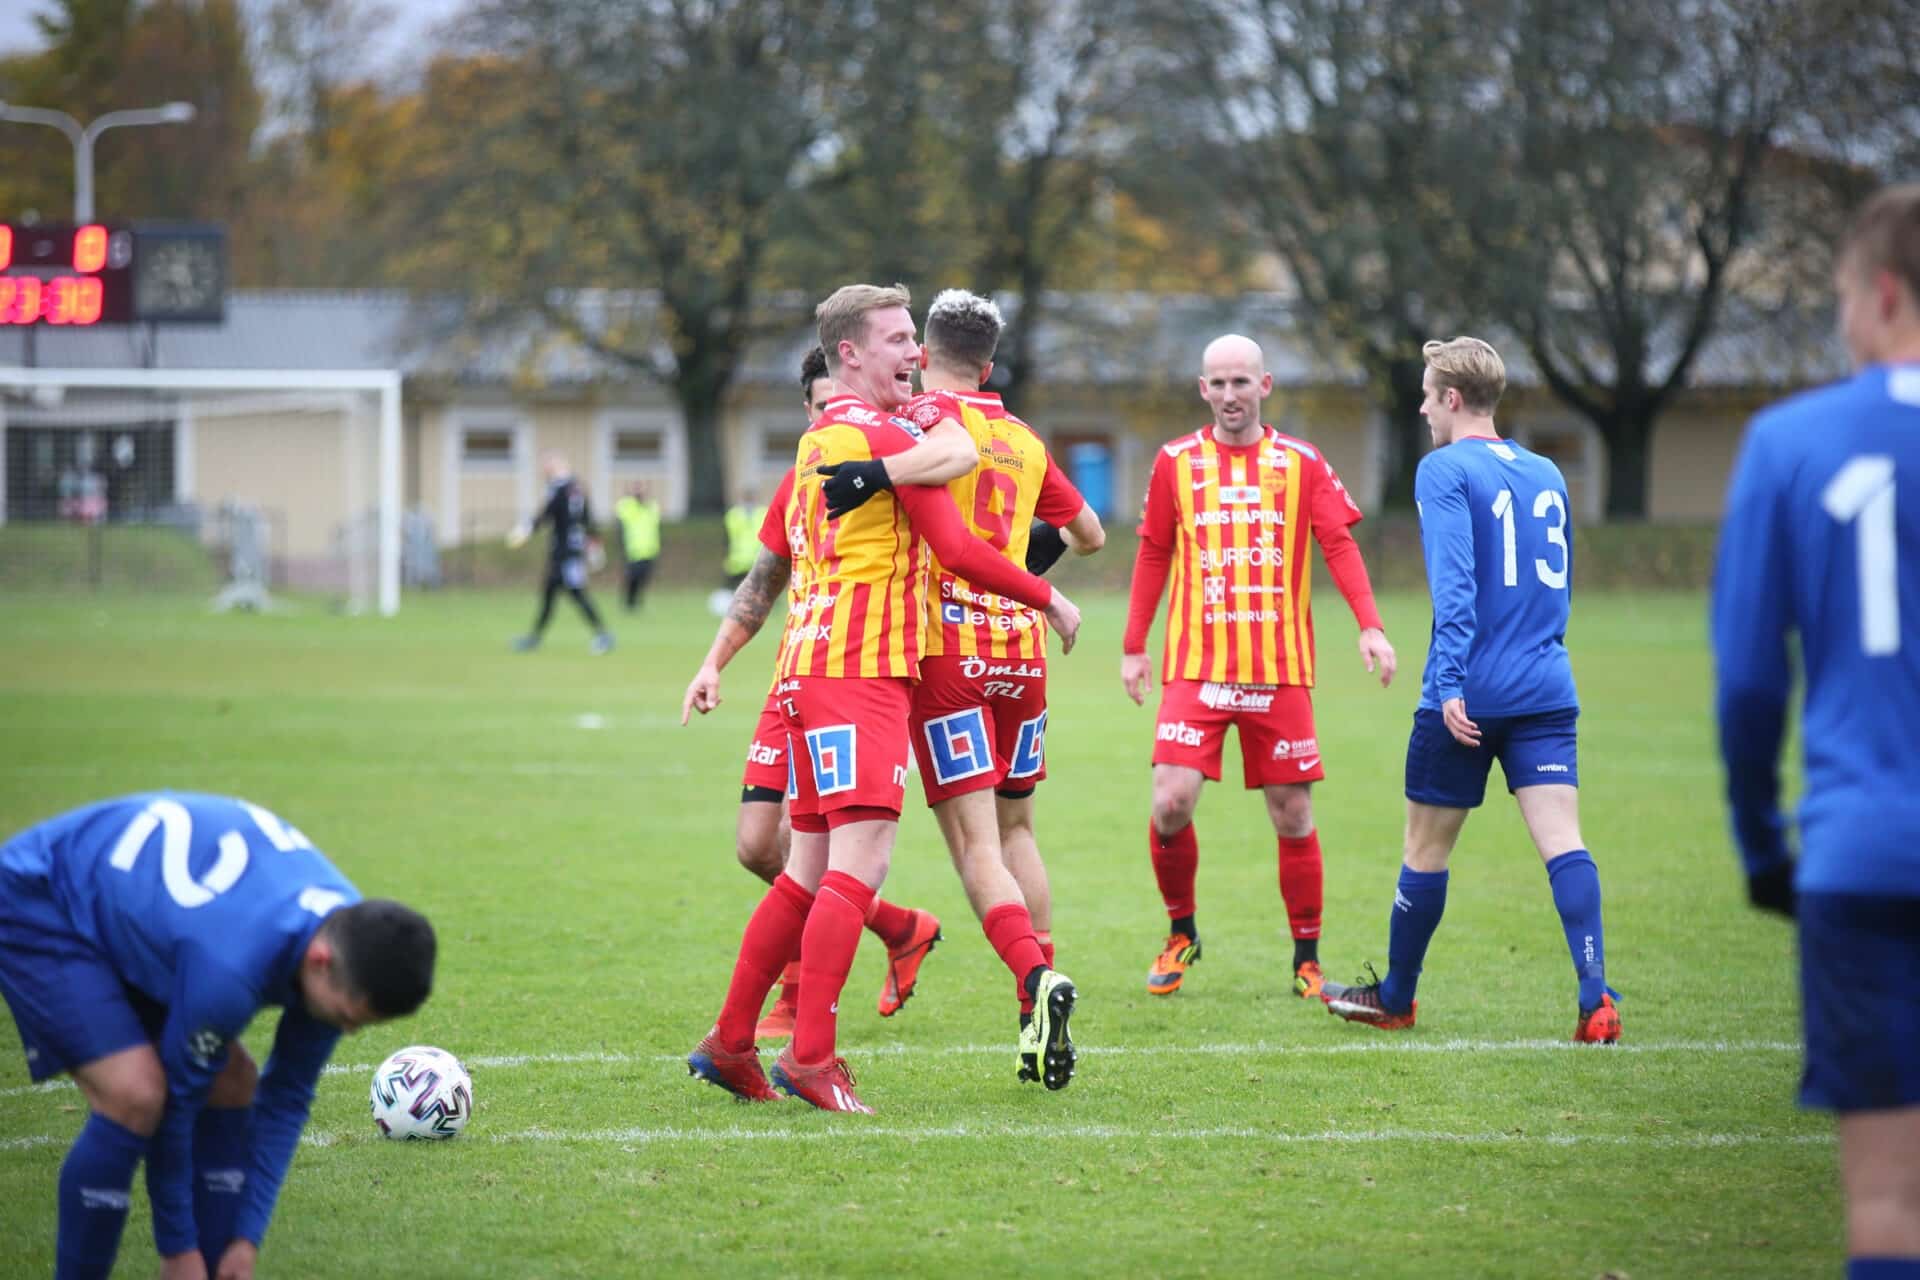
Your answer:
[1297,758,1321,771]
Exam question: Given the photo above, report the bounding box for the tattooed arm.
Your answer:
[681,549,793,724]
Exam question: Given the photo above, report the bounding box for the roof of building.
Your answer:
[0,287,1850,392]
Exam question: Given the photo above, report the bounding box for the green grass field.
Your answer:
[0,587,1828,1278]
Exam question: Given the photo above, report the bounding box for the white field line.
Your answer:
[3,1127,1832,1154]
[0,1039,1801,1104]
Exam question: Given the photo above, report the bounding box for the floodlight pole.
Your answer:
[0,100,197,220]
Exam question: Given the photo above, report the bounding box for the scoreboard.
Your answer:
[0,222,226,326]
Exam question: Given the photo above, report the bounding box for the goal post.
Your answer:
[0,367,404,615]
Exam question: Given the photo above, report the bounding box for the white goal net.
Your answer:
[0,368,403,614]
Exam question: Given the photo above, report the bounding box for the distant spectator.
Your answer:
[614,480,663,611]
[723,488,765,589]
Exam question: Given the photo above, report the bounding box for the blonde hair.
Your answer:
[1422,337,1507,414]
[1839,183,1920,302]
[815,283,912,372]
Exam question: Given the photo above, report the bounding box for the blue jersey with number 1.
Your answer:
[1415,437,1579,717]
[0,792,360,1253]
[1712,365,1920,896]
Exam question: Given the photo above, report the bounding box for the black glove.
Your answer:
[818,459,893,519]
[1025,522,1069,574]
[1746,862,1797,919]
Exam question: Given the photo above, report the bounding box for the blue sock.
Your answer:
[1848,1260,1920,1278]
[195,1106,253,1271]
[1545,850,1607,1010]
[1379,867,1448,1013]
[56,1112,146,1280]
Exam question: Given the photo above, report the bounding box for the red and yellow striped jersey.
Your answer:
[1139,424,1364,687]
[777,395,935,680]
[921,391,1085,661]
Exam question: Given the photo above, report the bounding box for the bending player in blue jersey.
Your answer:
[1321,336,1618,1042]
[0,793,436,1280]
[1712,185,1920,1274]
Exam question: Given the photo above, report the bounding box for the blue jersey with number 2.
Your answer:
[0,791,360,1253]
[1712,365,1920,896]
[1415,437,1579,717]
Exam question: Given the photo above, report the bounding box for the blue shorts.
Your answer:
[0,866,159,1082]
[1404,707,1579,809]
[1799,892,1920,1112]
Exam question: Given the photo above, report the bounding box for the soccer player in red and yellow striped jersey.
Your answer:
[681,348,944,1045]
[1122,334,1398,1002]
[905,289,1105,1090]
[688,284,1080,1113]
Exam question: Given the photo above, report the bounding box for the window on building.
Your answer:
[1525,424,1588,473]
[614,429,664,464]
[763,432,804,465]
[462,427,515,465]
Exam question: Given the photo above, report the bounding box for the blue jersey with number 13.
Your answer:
[1415,437,1579,718]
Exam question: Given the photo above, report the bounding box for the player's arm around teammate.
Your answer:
[690,284,1074,1114]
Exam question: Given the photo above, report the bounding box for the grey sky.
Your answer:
[0,0,471,70]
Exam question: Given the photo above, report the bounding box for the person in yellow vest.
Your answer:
[722,488,765,588]
[614,480,663,611]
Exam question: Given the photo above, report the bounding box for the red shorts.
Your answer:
[779,675,913,823]
[740,688,790,793]
[909,655,1049,806]
[1152,680,1324,788]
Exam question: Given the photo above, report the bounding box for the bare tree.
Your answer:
[1124,0,1510,508]
[416,0,849,511]
[1496,0,1802,519]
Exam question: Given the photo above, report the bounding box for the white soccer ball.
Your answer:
[369,1045,473,1141]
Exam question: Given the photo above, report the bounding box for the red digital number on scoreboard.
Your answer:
[0,224,125,326]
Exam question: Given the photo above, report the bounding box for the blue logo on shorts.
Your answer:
[923,708,995,785]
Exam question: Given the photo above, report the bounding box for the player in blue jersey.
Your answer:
[1321,336,1618,1042]
[1712,185,1920,1273]
[0,793,436,1280]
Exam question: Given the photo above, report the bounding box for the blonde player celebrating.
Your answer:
[691,347,948,1043]
[1123,334,1397,1000]
[688,284,1080,1112]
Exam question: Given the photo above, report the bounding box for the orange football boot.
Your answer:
[1147,933,1202,995]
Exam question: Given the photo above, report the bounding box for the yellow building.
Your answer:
[0,290,1844,596]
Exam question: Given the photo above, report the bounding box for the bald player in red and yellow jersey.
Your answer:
[1122,333,1398,1004]
[689,284,1080,1115]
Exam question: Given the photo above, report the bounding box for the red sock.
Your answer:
[864,896,917,950]
[1151,819,1199,919]
[1277,831,1324,940]
[793,871,875,1064]
[1036,931,1055,969]
[982,902,1048,1014]
[714,874,813,1050]
[772,961,801,1009]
